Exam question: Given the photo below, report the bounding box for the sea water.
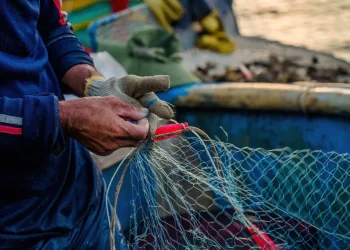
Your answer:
[235,0,350,62]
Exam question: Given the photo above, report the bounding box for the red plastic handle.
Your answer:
[248,226,278,250]
[153,122,189,141]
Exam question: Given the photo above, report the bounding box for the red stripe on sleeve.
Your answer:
[53,0,67,26]
[0,125,23,135]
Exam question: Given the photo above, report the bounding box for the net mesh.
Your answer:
[95,5,158,44]
[109,127,350,250]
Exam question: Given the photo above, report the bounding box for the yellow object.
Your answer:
[175,82,350,118]
[197,32,235,54]
[200,10,221,34]
[62,0,106,12]
[72,21,92,32]
[197,10,235,54]
[145,0,184,33]
[84,75,105,96]
[71,14,108,32]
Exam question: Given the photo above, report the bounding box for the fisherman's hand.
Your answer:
[85,75,174,135]
[58,97,149,156]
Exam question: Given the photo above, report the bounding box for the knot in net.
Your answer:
[108,123,350,250]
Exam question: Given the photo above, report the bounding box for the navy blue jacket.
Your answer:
[0,1,113,248]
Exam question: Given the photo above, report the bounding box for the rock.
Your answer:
[192,53,350,84]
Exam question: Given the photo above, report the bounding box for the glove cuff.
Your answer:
[84,75,106,97]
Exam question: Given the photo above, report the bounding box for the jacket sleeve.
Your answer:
[0,94,66,155]
[37,0,94,80]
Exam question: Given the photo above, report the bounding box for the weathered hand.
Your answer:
[59,96,150,156]
[85,75,174,135]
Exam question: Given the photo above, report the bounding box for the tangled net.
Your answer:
[108,123,350,250]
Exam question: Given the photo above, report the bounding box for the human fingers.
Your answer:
[138,92,174,119]
[107,96,149,120]
[121,75,170,98]
[123,117,149,141]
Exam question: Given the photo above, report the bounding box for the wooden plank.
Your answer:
[175,82,350,117]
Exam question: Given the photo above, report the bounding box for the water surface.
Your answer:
[235,0,350,62]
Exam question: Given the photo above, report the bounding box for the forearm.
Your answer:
[62,64,103,97]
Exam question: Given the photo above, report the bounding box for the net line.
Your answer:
[108,124,350,250]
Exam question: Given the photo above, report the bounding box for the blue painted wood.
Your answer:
[157,83,350,153]
[177,109,350,153]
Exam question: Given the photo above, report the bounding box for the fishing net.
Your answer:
[108,123,350,250]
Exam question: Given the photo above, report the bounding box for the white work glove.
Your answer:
[85,75,174,135]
